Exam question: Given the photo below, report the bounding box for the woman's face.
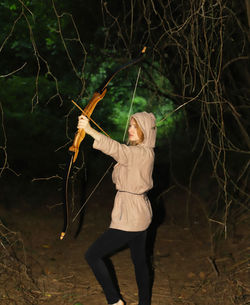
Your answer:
[128,118,140,142]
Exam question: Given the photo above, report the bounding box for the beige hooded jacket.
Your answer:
[93,112,157,231]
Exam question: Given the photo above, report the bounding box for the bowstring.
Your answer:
[72,162,113,222]
[122,66,142,143]
[72,66,142,223]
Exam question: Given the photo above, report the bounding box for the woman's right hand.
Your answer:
[77,114,101,141]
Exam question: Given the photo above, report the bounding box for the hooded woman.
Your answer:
[77,112,157,305]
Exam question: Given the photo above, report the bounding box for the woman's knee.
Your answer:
[85,247,96,265]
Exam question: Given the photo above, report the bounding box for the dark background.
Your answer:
[0,1,249,304]
[0,0,249,270]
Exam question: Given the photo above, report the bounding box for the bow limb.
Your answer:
[97,47,147,93]
[60,154,73,240]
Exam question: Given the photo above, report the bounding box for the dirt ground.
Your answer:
[0,177,249,305]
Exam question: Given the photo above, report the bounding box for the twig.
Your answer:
[207,256,220,277]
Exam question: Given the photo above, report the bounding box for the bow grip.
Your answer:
[69,128,86,163]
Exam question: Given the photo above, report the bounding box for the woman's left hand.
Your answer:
[77,115,91,132]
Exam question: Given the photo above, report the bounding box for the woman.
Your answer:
[77,111,157,305]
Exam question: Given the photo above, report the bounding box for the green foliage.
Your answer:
[0,0,185,177]
[0,0,183,149]
[75,57,182,143]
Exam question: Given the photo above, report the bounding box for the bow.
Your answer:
[60,47,146,240]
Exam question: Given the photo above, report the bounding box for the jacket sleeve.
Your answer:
[93,134,130,165]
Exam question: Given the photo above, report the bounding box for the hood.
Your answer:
[131,111,157,148]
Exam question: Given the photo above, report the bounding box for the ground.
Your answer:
[0,177,249,305]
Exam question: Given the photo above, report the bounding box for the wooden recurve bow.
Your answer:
[60,47,146,240]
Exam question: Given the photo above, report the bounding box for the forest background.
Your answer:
[0,0,249,304]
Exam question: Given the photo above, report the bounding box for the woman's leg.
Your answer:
[85,229,142,304]
[129,231,151,305]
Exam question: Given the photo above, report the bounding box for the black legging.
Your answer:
[85,228,151,305]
